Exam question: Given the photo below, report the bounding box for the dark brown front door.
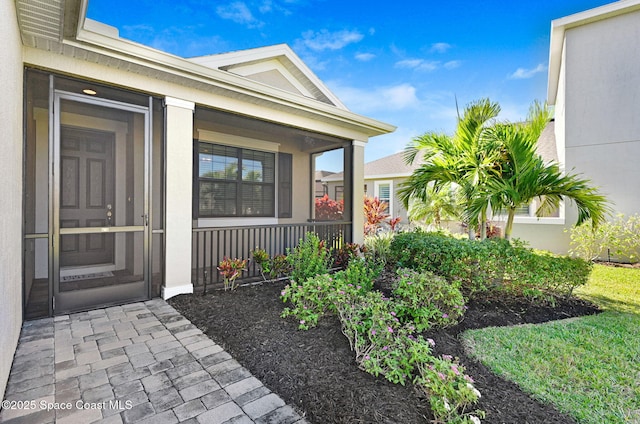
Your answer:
[59,126,115,267]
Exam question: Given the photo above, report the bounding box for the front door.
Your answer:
[53,91,151,314]
[60,126,116,267]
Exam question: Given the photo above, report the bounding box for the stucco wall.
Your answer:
[564,11,640,217]
[0,0,24,401]
[514,10,640,254]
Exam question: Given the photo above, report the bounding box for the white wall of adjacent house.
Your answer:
[513,9,640,255]
[0,0,24,401]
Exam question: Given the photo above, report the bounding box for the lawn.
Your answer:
[464,264,640,424]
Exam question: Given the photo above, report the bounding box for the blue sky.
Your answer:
[88,0,612,169]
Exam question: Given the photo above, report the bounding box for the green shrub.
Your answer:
[286,233,332,284]
[280,256,485,423]
[342,257,381,294]
[364,231,395,266]
[389,230,592,301]
[252,248,292,281]
[568,214,640,263]
[280,258,380,329]
[393,269,466,331]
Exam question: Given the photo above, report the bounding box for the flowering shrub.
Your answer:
[280,258,380,329]
[393,269,466,332]
[217,257,247,291]
[279,248,484,423]
[335,290,426,385]
[415,356,485,424]
[315,194,344,220]
[280,274,338,330]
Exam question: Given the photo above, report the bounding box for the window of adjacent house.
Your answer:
[374,181,393,216]
[197,143,276,217]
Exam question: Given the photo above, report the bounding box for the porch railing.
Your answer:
[192,221,352,290]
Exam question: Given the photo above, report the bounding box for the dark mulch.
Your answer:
[169,277,600,424]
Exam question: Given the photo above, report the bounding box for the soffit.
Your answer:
[15,0,394,138]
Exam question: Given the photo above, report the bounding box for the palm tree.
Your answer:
[476,101,611,240]
[407,184,461,227]
[399,98,501,239]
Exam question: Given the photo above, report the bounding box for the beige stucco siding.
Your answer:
[514,9,640,254]
[0,0,24,401]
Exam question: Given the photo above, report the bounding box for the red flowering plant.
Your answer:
[217,257,247,291]
[315,194,344,220]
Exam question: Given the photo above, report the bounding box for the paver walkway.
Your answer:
[1,299,307,424]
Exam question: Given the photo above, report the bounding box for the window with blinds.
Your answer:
[197,142,277,217]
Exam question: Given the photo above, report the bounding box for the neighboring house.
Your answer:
[511,0,640,254]
[315,170,335,198]
[0,0,394,400]
[323,151,421,223]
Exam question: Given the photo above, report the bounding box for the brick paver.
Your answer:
[1,299,307,423]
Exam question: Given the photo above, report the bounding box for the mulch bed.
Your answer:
[169,276,600,424]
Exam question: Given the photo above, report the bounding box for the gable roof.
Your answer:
[189,44,345,108]
[15,0,395,139]
[322,151,421,182]
[536,120,559,163]
[548,0,640,104]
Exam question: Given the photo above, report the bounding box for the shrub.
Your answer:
[568,214,640,263]
[393,269,466,332]
[415,356,485,424]
[280,258,380,329]
[315,194,343,220]
[252,249,291,281]
[364,196,402,235]
[217,257,247,291]
[333,242,363,270]
[280,255,484,422]
[280,274,340,330]
[389,230,592,301]
[342,257,381,294]
[286,233,332,284]
[363,231,395,267]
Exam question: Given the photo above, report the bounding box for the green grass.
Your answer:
[463,265,640,424]
[575,264,640,314]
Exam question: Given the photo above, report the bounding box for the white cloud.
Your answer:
[299,29,364,51]
[444,60,461,70]
[395,59,439,72]
[509,63,547,79]
[216,2,263,28]
[326,81,420,113]
[355,52,376,62]
[430,42,452,53]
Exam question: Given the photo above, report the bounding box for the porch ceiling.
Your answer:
[16,0,396,140]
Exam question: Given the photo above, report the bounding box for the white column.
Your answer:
[163,97,195,299]
[352,140,367,244]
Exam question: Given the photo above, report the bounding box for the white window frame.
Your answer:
[511,199,565,225]
[374,180,393,217]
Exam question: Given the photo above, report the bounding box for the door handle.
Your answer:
[141,214,149,226]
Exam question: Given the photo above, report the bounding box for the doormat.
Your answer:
[61,271,114,282]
